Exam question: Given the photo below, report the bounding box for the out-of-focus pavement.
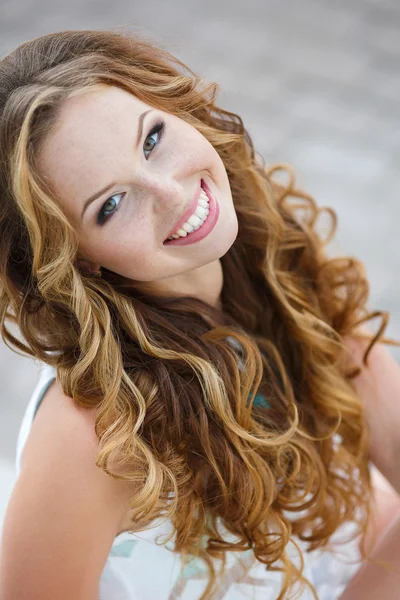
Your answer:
[0,0,399,522]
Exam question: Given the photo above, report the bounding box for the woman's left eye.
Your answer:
[143,121,165,158]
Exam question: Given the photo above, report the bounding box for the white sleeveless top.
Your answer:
[15,362,365,600]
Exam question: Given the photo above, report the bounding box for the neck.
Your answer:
[135,259,223,311]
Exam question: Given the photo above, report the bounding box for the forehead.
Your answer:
[37,86,148,217]
[41,85,147,160]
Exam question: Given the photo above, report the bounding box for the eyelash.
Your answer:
[96,120,166,226]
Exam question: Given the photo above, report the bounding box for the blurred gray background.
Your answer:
[0,0,399,528]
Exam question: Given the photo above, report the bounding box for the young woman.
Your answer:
[0,28,399,600]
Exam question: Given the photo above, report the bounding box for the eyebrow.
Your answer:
[80,108,154,221]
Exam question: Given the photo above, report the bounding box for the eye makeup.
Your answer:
[95,118,166,226]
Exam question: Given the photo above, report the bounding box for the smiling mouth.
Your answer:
[163,179,218,247]
[164,181,210,243]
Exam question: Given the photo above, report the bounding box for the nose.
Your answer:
[136,174,186,216]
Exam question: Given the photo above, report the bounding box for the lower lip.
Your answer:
[163,180,219,246]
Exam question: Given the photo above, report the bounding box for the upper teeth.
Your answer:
[166,188,210,240]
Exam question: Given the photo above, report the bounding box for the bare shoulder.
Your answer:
[21,376,136,521]
[20,377,100,472]
[342,323,400,494]
[0,378,135,600]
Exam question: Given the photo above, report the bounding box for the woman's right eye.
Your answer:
[96,192,125,226]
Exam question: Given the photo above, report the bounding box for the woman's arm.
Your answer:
[343,325,400,495]
[338,513,400,600]
[0,380,135,600]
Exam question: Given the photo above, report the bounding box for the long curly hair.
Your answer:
[0,28,398,599]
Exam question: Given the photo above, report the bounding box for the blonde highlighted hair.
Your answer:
[0,28,398,599]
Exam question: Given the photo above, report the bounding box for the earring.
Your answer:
[91,268,102,278]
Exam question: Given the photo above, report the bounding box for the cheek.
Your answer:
[172,122,222,170]
[107,230,158,277]
[190,130,221,166]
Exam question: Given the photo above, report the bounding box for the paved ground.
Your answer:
[0,0,399,517]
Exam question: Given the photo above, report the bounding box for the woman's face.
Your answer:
[37,84,238,297]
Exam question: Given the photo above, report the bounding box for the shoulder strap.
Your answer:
[15,364,56,477]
